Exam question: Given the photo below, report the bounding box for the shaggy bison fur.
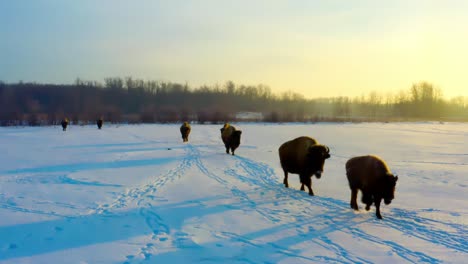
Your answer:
[346,155,398,219]
[220,123,242,155]
[97,118,103,129]
[279,136,330,196]
[180,122,191,142]
[61,118,69,131]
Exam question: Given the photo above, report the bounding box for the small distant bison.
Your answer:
[346,155,398,219]
[279,136,330,196]
[220,123,242,155]
[61,118,69,131]
[180,122,191,142]
[96,118,103,129]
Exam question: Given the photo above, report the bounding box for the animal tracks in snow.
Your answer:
[1,124,466,263]
[121,142,465,263]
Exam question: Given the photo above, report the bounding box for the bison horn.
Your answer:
[325,145,330,153]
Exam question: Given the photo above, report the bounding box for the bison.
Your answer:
[61,118,69,131]
[180,122,191,142]
[220,123,242,155]
[345,155,398,219]
[279,136,330,196]
[97,118,103,129]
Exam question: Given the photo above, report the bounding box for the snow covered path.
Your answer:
[0,123,467,263]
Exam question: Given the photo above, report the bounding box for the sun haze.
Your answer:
[1,0,467,98]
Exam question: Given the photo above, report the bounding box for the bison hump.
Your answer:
[279,136,317,165]
[221,125,235,138]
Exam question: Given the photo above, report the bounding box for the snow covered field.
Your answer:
[0,123,467,263]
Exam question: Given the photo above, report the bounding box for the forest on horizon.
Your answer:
[0,78,467,126]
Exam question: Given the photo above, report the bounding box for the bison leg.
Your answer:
[299,175,305,191]
[283,170,289,188]
[362,193,373,211]
[231,147,235,155]
[302,176,314,196]
[350,188,359,210]
[374,196,383,219]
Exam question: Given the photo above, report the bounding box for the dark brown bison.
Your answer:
[220,123,242,155]
[61,118,69,131]
[346,155,398,219]
[279,136,330,196]
[97,118,103,129]
[180,122,191,142]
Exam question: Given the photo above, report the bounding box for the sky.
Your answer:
[1,0,467,98]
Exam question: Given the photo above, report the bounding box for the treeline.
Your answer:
[0,78,467,126]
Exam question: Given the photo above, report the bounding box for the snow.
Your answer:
[0,123,467,263]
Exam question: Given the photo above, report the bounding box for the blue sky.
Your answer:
[1,0,467,98]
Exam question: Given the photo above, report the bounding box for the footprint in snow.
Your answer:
[143,252,152,260]
[174,232,200,248]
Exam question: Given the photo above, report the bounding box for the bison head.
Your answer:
[220,123,230,133]
[383,173,398,205]
[307,145,330,179]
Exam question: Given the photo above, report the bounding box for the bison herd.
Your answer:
[60,118,105,130]
[277,136,397,219]
[211,122,397,220]
[59,120,398,219]
[203,122,397,219]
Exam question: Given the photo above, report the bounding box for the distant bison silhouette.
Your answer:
[96,118,103,129]
[180,122,191,142]
[346,155,398,219]
[61,118,69,131]
[220,123,242,155]
[279,136,330,196]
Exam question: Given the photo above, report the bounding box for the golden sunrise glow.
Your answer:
[1,0,467,98]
